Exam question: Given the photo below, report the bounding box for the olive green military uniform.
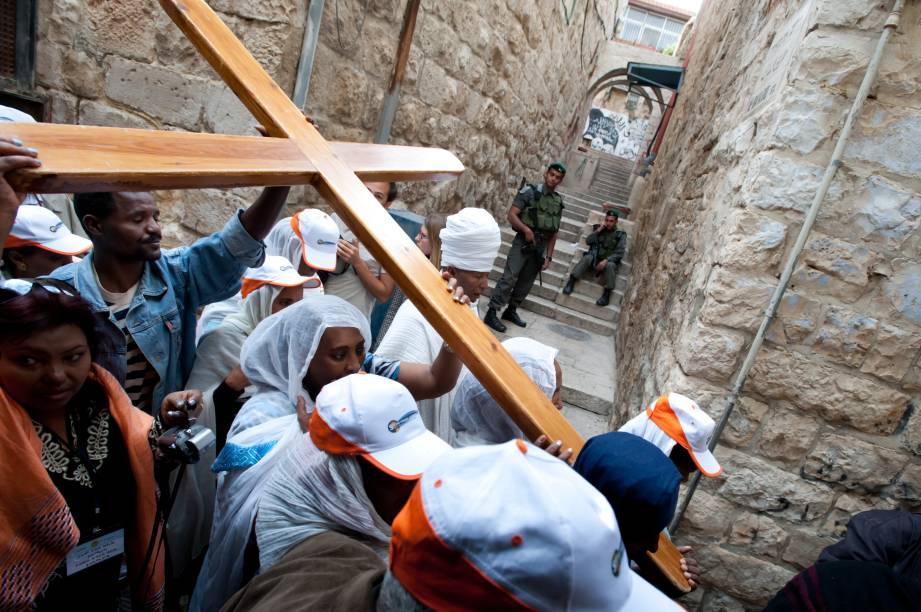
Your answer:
[488,184,564,312]
[571,225,626,290]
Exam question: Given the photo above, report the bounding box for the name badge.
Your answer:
[65,528,124,576]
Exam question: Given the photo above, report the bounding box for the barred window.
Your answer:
[1,0,36,86]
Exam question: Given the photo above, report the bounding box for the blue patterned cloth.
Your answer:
[212,441,278,473]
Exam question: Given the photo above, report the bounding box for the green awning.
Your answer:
[626,62,685,92]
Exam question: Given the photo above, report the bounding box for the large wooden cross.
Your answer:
[2,0,689,591]
[3,0,580,450]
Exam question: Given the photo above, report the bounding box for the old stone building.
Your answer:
[19,0,614,243]
[616,0,921,608]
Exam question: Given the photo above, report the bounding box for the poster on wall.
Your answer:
[583,107,649,160]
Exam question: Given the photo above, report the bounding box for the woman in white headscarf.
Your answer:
[169,255,317,581]
[451,337,563,446]
[190,295,463,612]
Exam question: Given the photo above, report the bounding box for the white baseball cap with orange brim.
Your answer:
[240,255,321,299]
[309,373,450,479]
[627,392,722,477]
[389,440,682,611]
[290,208,338,272]
[5,205,92,256]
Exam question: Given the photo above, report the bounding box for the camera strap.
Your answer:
[135,462,187,597]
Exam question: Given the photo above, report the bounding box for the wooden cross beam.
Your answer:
[1,0,581,452]
[1,0,691,593]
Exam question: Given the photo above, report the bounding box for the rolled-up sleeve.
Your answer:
[168,210,266,308]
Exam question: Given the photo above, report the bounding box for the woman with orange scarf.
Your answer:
[0,278,199,610]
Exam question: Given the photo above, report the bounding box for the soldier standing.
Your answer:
[563,209,626,306]
[484,161,566,333]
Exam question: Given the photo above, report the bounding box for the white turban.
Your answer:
[440,207,501,273]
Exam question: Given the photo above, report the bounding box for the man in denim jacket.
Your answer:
[52,188,289,414]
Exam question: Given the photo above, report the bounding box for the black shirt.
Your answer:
[30,381,135,611]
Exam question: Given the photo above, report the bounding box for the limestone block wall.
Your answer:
[30,0,614,244]
[615,0,921,609]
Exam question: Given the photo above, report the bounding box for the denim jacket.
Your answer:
[51,211,265,412]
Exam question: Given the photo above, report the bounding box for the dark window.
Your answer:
[0,0,16,79]
[0,0,36,87]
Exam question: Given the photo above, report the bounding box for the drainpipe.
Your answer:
[671,0,904,533]
[375,0,422,144]
[292,0,327,109]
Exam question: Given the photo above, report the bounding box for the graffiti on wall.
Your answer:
[583,107,650,160]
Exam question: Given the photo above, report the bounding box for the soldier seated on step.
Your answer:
[484,161,566,334]
[563,209,626,307]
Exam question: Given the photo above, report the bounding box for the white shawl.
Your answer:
[451,337,559,446]
[255,436,391,571]
[190,297,371,611]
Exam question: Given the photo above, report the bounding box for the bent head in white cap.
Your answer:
[619,392,722,481]
[255,373,451,569]
[438,207,501,304]
[2,205,92,278]
[387,440,681,611]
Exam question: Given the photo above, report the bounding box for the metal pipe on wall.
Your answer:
[292,0,327,109]
[671,0,905,532]
[374,0,421,144]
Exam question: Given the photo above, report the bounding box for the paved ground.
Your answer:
[478,301,614,440]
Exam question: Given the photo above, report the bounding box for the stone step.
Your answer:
[495,244,633,280]
[498,227,634,266]
[563,403,611,433]
[592,175,630,185]
[481,304,616,418]
[483,284,618,335]
[560,189,628,207]
[591,180,631,194]
[588,180,631,194]
[488,265,626,311]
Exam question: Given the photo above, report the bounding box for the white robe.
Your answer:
[375,299,476,442]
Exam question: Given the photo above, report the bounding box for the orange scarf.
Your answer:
[0,364,165,610]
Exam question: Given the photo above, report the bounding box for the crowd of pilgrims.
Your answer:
[3,108,921,611]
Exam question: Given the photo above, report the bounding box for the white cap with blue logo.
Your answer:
[309,373,451,479]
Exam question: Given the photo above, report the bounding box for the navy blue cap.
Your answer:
[573,431,681,539]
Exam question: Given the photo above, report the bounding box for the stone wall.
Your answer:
[31,0,615,244]
[615,0,921,609]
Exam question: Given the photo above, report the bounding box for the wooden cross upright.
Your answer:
[3,0,581,451]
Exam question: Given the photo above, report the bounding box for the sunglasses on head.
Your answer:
[0,278,79,303]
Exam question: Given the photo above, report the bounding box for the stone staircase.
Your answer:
[481,153,635,433]
[484,155,635,338]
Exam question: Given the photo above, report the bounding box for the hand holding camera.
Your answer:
[157,390,215,465]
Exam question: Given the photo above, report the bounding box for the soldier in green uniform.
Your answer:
[563,209,626,306]
[485,161,566,333]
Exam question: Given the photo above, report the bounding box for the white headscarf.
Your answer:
[172,282,284,577]
[256,437,391,571]
[241,295,369,406]
[265,216,304,269]
[618,410,677,457]
[195,226,304,345]
[451,337,559,446]
[193,297,372,612]
[439,207,501,272]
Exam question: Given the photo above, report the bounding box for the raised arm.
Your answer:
[239,186,291,241]
[0,138,40,260]
[396,343,463,400]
